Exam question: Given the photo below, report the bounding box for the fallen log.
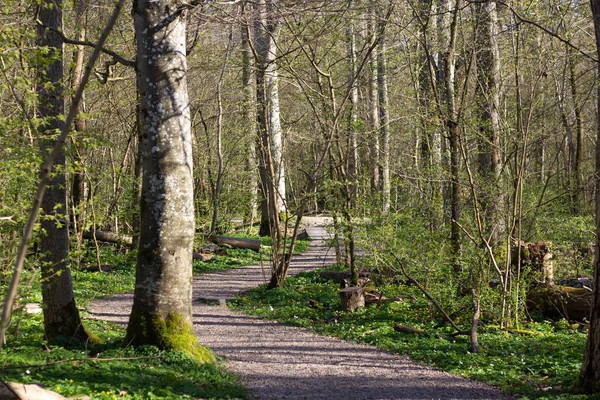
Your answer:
[83,229,207,261]
[526,285,592,321]
[208,235,261,252]
[82,230,132,246]
[393,324,444,338]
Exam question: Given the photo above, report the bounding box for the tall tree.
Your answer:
[255,0,285,236]
[37,0,90,344]
[578,0,600,391]
[241,2,258,232]
[367,1,381,193]
[474,0,503,245]
[415,0,443,229]
[439,0,462,273]
[125,0,211,361]
[377,9,391,213]
[69,0,88,234]
[346,0,359,209]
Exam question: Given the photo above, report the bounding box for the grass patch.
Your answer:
[230,265,593,400]
[0,316,247,399]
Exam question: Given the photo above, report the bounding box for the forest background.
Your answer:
[2,0,600,397]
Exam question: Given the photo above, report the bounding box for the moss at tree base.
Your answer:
[126,310,215,364]
[44,300,102,347]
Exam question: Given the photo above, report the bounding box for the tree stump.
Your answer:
[340,286,365,312]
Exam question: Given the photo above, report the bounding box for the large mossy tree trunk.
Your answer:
[126,0,212,363]
[37,0,90,344]
[579,0,600,391]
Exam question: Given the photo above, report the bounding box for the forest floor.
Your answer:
[89,216,513,400]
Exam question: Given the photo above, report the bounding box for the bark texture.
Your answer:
[475,0,503,245]
[126,0,211,362]
[37,0,89,344]
[378,19,391,214]
[256,0,285,236]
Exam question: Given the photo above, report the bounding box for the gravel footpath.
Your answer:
[89,217,513,400]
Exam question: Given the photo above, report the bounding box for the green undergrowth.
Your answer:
[230,264,594,400]
[0,315,247,399]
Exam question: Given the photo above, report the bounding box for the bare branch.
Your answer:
[35,19,135,68]
[487,0,598,63]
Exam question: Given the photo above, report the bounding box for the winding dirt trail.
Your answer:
[89,217,513,400]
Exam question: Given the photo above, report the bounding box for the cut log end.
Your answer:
[340,286,365,312]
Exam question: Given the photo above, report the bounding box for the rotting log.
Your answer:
[340,286,365,312]
[208,235,261,252]
[526,285,592,321]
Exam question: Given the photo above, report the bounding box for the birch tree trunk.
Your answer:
[368,2,380,193]
[378,16,390,214]
[256,0,284,236]
[126,0,211,361]
[241,4,258,232]
[579,0,600,391]
[346,0,359,209]
[37,0,89,344]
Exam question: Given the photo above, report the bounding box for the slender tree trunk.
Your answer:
[579,0,600,391]
[209,27,233,236]
[346,0,359,209]
[70,0,88,233]
[443,0,462,274]
[37,0,89,344]
[475,0,503,246]
[267,32,286,214]
[567,47,583,210]
[241,6,258,232]
[378,17,391,214]
[416,0,443,229]
[126,0,211,361]
[368,1,380,193]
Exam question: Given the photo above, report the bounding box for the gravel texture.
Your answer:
[89,217,513,400]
